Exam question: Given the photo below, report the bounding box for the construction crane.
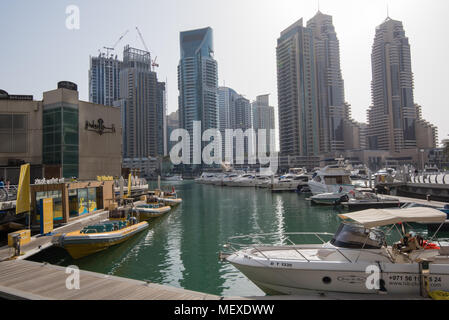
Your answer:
[136,26,159,71]
[103,29,129,56]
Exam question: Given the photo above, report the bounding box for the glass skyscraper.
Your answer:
[178,27,218,168]
[88,54,122,107]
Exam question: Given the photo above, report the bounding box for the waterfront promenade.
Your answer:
[0,260,221,300]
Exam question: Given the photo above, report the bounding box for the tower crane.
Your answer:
[103,29,129,56]
[136,26,159,71]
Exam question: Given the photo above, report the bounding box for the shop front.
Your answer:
[31,180,114,224]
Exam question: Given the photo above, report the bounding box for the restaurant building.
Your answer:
[0,82,122,183]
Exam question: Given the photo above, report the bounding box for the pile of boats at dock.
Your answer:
[52,189,182,260]
[195,160,403,209]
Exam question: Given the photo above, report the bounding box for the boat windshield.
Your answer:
[330,223,385,249]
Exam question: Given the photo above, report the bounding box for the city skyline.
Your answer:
[1,0,448,144]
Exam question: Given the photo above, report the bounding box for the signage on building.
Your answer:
[85,118,116,135]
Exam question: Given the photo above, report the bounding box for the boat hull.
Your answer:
[227,254,449,296]
[133,206,171,220]
[54,222,149,259]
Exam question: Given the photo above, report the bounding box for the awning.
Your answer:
[338,207,447,228]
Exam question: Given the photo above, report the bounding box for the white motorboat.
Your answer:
[164,175,183,181]
[374,168,397,184]
[232,174,257,187]
[342,191,401,210]
[308,163,355,195]
[224,174,254,187]
[270,174,309,192]
[309,192,349,205]
[224,207,449,296]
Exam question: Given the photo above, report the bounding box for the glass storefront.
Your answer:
[42,103,79,178]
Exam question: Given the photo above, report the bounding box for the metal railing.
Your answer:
[0,185,18,202]
[221,232,397,264]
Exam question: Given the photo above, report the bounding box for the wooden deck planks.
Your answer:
[0,260,220,300]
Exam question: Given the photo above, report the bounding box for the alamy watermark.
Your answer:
[365,265,381,290]
[65,5,80,30]
[170,121,278,173]
[65,265,80,290]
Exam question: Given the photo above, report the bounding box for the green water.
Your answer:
[30,181,350,297]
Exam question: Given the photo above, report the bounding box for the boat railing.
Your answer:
[222,232,393,263]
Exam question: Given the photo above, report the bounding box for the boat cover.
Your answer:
[338,207,447,228]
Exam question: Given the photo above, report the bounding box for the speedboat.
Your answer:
[342,191,401,210]
[308,164,355,195]
[156,190,182,207]
[133,203,171,220]
[309,192,349,205]
[224,207,449,296]
[52,216,149,259]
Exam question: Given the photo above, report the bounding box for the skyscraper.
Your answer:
[119,45,158,159]
[218,87,252,162]
[88,54,122,106]
[156,81,167,156]
[277,18,319,157]
[178,27,218,167]
[367,18,417,152]
[252,94,275,155]
[307,11,348,153]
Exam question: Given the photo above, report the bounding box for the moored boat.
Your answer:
[224,207,449,297]
[52,216,149,259]
[156,189,182,207]
[133,203,171,220]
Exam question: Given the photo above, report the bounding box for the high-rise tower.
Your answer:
[307,11,348,153]
[367,18,417,152]
[119,45,158,159]
[277,18,319,157]
[89,54,122,106]
[178,27,219,167]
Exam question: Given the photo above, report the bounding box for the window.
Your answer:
[0,114,27,153]
[330,223,385,250]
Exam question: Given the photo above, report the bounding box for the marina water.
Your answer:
[30,180,353,297]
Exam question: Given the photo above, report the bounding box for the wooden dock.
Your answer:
[0,260,220,300]
[0,210,109,262]
[0,260,430,300]
[388,195,448,208]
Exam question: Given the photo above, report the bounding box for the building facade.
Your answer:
[119,45,159,159]
[88,54,122,107]
[277,18,319,158]
[367,18,417,152]
[0,82,122,182]
[307,11,348,153]
[178,27,219,168]
[252,94,275,155]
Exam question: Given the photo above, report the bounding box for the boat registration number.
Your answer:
[270,262,293,268]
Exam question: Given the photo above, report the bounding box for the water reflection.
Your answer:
[30,181,350,297]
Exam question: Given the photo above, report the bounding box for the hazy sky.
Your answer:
[1,0,448,145]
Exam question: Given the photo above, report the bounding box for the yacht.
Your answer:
[308,164,354,195]
[269,174,310,192]
[224,207,449,296]
[225,174,255,187]
[374,168,397,184]
[164,175,183,181]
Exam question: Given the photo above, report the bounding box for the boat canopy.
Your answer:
[338,207,447,228]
